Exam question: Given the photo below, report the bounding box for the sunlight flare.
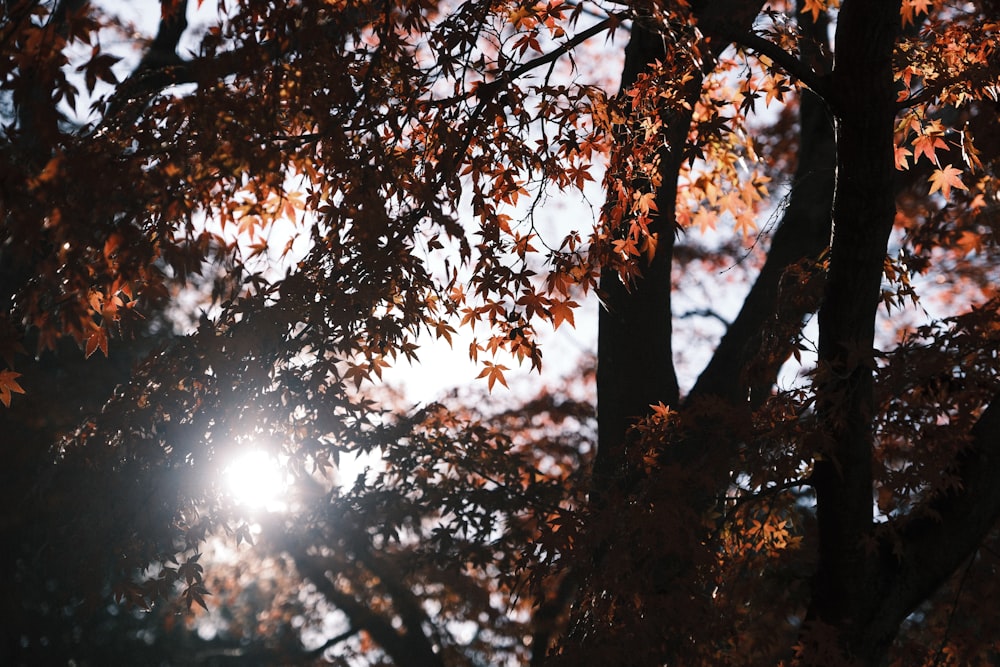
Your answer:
[224,450,289,511]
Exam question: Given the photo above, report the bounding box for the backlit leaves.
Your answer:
[800,0,838,22]
[900,0,934,27]
[928,164,968,200]
[5,0,1000,665]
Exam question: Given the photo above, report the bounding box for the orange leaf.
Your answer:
[643,232,658,263]
[893,144,912,171]
[28,154,63,190]
[476,361,509,392]
[912,131,947,165]
[799,0,830,21]
[961,127,984,171]
[549,299,579,330]
[955,230,982,255]
[928,164,968,200]
[0,369,25,407]
[85,328,109,359]
[343,362,368,390]
[901,0,931,26]
[635,191,658,215]
[612,236,639,258]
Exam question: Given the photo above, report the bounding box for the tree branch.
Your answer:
[689,7,834,410]
[305,626,360,660]
[421,14,625,109]
[354,547,442,657]
[508,15,624,80]
[99,5,622,131]
[98,4,292,132]
[730,30,832,104]
[13,0,88,157]
[137,0,189,71]
[860,391,1000,653]
[678,308,732,328]
[292,551,445,667]
[529,571,576,666]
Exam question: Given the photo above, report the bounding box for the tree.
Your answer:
[2,0,1000,665]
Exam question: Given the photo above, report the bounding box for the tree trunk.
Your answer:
[805,1,902,663]
[593,21,686,498]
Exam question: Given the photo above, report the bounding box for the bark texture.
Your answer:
[806,1,903,663]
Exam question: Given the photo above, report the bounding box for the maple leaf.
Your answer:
[955,230,982,255]
[912,129,948,165]
[928,164,968,199]
[434,320,457,345]
[85,328,109,358]
[635,191,658,214]
[733,210,758,237]
[901,0,932,26]
[649,401,675,422]
[548,299,579,330]
[183,583,211,611]
[76,48,121,94]
[513,232,538,256]
[343,362,369,389]
[476,361,510,391]
[961,127,984,171]
[27,154,63,190]
[565,163,594,190]
[800,0,828,21]
[763,75,792,107]
[369,356,391,380]
[0,369,25,407]
[516,291,550,320]
[612,236,639,258]
[643,232,658,263]
[513,33,543,55]
[247,240,269,259]
[894,144,912,170]
[507,5,536,28]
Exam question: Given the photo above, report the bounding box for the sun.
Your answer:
[224,450,289,511]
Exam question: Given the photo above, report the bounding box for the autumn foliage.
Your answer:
[2,0,1000,664]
